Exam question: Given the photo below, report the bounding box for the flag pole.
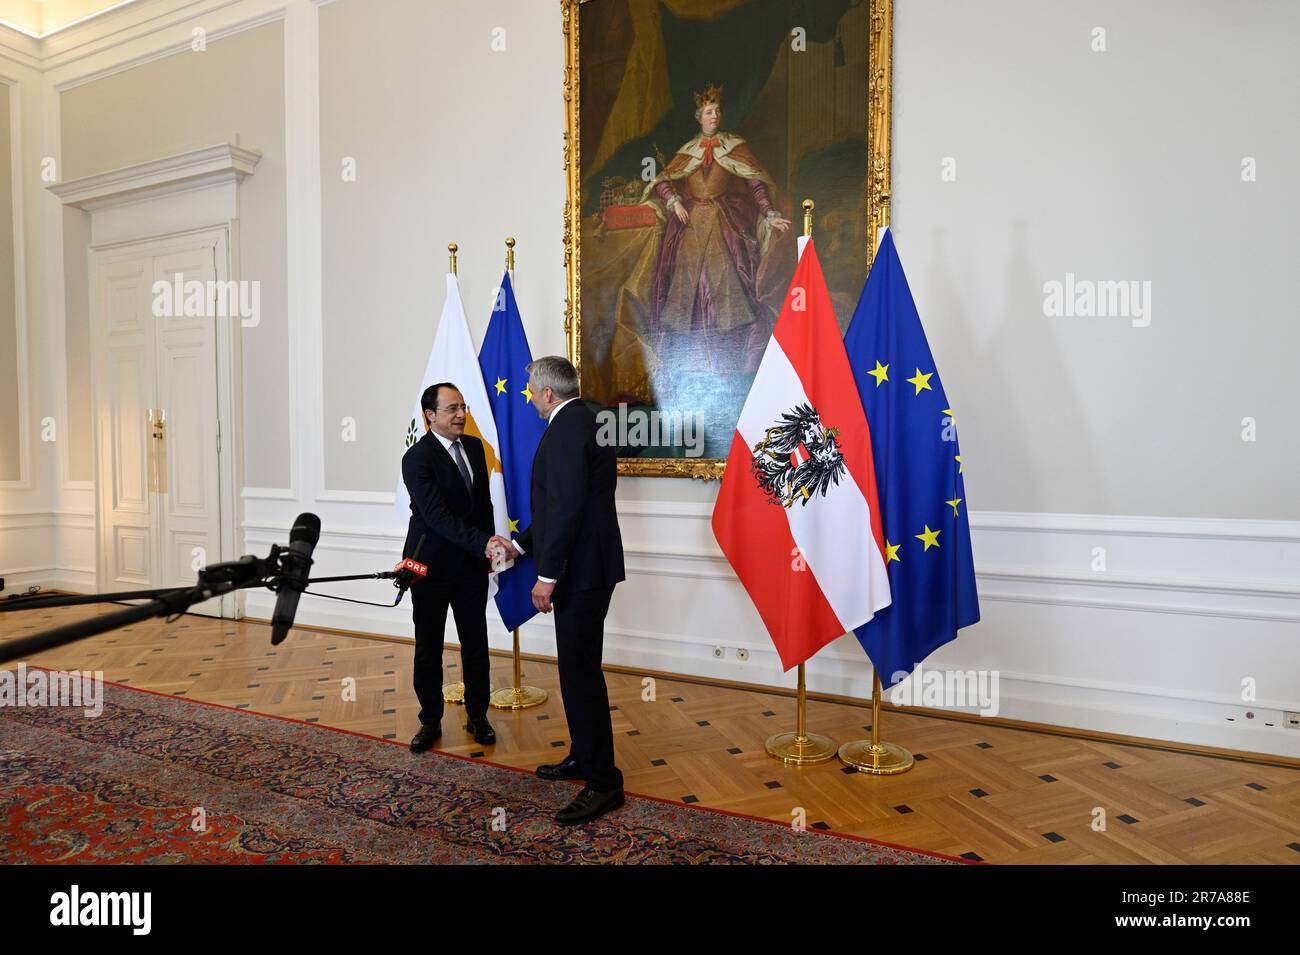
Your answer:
[490,236,547,711]
[839,192,913,775]
[442,240,468,704]
[764,198,837,766]
[439,239,493,706]
[765,662,837,765]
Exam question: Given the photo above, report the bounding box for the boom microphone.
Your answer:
[270,513,321,645]
[394,535,427,601]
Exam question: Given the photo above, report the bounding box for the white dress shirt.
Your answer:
[547,397,579,424]
[431,429,472,485]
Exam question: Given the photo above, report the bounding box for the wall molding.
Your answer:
[49,141,262,210]
[242,502,1300,625]
[282,0,317,504]
[970,509,1300,543]
[241,485,297,501]
[314,488,393,505]
[43,1,283,81]
[0,78,32,491]
[0,27,42,70]
[247,494,1300,558]
[0,0,296,85]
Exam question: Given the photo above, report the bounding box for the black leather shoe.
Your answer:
[555,786,625,825]
[536,756,582,781]
[464,715,496,746]
[410,724,441,752]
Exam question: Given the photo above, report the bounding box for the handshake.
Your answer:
[485,535,516,572]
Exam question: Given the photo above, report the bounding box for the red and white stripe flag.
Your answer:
[712,239,891,670]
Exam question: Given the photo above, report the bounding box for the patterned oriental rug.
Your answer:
[0,676,967,865]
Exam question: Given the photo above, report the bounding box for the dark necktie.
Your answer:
[451,440,472,492]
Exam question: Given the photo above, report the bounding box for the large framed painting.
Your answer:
[562,0,894,478]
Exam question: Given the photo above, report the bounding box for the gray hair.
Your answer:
[526,356,580,400]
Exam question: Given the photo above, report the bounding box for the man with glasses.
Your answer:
[401,382,500,752]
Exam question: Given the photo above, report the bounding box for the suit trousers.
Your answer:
[554,584,623,792]
[411,570,491,726]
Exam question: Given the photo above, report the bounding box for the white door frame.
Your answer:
[54,144,260,618]
[88,222,245,618]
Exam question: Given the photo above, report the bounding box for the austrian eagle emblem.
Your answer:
[750,403,847,507]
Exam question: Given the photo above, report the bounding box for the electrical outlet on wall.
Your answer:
[712,646,725,659]
[736,648,749,662]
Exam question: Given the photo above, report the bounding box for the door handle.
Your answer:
[147,408,168,493]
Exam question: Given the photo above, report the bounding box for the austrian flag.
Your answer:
[712,240,891,670]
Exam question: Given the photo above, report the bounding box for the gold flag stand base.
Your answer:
[490,685,548,710]
[838,739,913,775]
[837,672,914,775]
[766,730,838,766]
[765,660,837,765]
[489,627,547,710]
[442,681,494,705]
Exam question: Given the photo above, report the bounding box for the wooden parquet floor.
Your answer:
[3,603,1298,864]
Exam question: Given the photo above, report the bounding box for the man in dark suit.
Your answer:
[402,382,499,752]
[491,356,626,825]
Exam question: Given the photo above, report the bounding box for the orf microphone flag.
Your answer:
[711,239,891,671]
[843,228,980,685]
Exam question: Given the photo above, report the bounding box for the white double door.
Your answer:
[92,229,234,617]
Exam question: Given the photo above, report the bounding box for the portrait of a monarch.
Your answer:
[567,0,876,470]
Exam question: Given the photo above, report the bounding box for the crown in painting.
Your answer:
[693,84,723,109]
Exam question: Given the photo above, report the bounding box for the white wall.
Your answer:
[317,0,568,494]
[891,0,1300,519]
[1,0,1296,759]
[0,27,59,591]
[59,20,290,490]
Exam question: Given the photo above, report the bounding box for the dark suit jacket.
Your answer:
[516,400,625,594]
[401,431,493,581]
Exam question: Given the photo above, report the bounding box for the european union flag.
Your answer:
[478,273,547,631]
[844,229,980,684]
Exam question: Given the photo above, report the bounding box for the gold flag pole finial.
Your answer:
[765,662,837,766]
[837,672,914,774]
[802,198,814,237]
[505,236,516,272]
[448,242,458,275]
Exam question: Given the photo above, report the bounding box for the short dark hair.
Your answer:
[421,382,461,418]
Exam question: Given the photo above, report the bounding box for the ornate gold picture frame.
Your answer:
[562,0,894,479]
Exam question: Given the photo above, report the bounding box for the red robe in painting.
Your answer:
[644,130,784,374]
